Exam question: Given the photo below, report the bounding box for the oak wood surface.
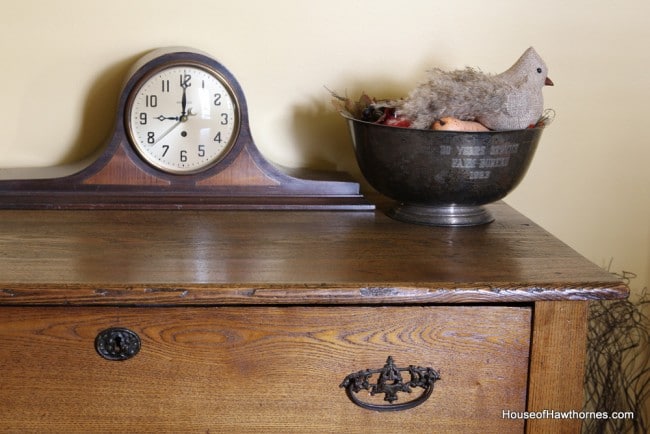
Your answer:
[526,301,589,433]
[0,203,628,432]
[0,202,627,305]
[0,305,530,433]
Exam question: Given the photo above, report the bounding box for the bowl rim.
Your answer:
[339,111,545,134]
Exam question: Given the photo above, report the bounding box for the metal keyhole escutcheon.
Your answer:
[95,327,141,361]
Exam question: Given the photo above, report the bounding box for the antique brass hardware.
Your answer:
[340,356,440,411]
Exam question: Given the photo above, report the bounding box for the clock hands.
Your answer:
[156,115,179,121]
[151,74,194,145]
[153,119,181,144]
[156,78,191,124]
[180,79,188,118]
[153,108,196,145]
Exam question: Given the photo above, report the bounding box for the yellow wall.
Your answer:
[1,0,648,293]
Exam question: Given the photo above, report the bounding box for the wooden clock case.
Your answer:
[0,48,372,211]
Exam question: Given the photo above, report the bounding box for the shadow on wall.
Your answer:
[287,48,446,184]
[289,78,413,188]
[290,97,359,175]
[61,52,145,165]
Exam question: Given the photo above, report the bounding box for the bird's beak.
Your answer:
[545,77,554,86]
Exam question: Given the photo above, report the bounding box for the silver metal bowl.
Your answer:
[345,115,544,226]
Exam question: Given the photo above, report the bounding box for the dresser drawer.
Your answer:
[0,306,530,433]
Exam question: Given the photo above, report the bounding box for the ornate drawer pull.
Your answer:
[340,356,440,412]
[95,327,141,361]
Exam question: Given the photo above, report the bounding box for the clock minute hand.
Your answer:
[152,107,196,145]
[153,119,182,145]
[180,81,188,118]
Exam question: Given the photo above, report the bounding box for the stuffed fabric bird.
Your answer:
[395,47,553,130]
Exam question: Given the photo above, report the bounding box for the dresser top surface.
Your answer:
[0,202,627,305]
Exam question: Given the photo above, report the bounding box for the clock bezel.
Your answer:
[125,60,241,176]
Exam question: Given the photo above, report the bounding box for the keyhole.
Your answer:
[95,328,141,361]
[111,335,123,354]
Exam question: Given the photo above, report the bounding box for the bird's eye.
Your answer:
[536,67,543,73]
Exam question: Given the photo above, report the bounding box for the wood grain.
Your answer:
[0,204,625,432]
[526,301,589,433]
[0,203,627,305]
[0,305,530,433]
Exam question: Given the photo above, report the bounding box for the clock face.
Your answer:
[126,62,240,174]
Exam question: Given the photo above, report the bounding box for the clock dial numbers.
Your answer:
[126,64,239,174]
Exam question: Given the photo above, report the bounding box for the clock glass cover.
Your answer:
[126,63,240,174]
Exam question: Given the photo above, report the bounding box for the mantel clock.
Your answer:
[0,47,371,210]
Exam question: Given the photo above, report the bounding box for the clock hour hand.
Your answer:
[156,115,180,121]
[152,109,196,145]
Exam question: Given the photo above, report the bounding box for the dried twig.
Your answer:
[584,271,649,434]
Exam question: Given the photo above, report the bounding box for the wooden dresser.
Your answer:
[0,202,627,433]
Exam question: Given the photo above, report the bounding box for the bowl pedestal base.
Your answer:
[387,203,494,227]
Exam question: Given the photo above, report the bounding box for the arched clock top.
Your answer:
[0,47,371,210]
